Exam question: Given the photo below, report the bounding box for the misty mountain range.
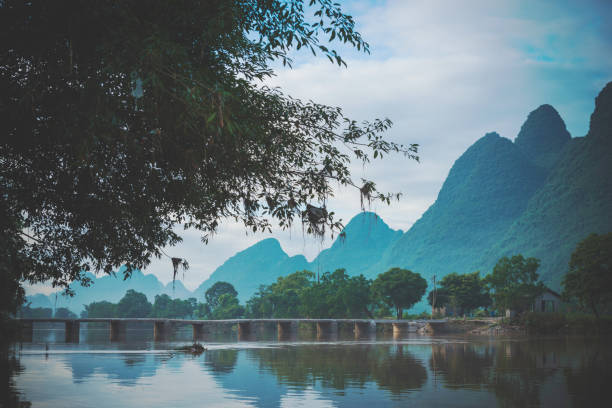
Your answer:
[28,82,612,314]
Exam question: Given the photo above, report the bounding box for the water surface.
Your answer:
[5,324,611,407]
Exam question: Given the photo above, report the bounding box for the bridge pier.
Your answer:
[110,321,126,342]
[237,322,252,340]
[354,321,374,338]
[192,323,205,342]
[20,321,33,342]
[316,321,338,339]
[154,321,168,341]
[277,321,296,339]
[65,321,80,343]
[392,322,410,338]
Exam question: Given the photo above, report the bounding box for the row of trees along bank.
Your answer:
[19,232,611,320]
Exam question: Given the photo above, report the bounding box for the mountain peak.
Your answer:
[343,211,391,232]
[588,81,612,139]
[248,237,284,253]
[514,104,570,169]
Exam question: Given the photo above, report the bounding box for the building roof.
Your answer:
[543,287,562,298]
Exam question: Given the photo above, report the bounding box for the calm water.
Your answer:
[4,324,611,407]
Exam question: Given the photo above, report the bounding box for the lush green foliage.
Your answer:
[211,294,244,319]
[562,233,612,317]
[151,294,197,319]
[18,306,52,318]
[205,282,238,310]
[82,301,117,318]
[54,307,77,319]
[246,270,314,318]
[485,255,544,313]
[372,268,427,319]
[116,290,153,318]
[427,272,490,315]
[0,0,417,317]
[246,269,393,318]
[300,269,378,318]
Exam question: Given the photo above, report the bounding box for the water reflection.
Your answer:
[6,335,612,407]
[247,344,427,394]
[204,349,239,374]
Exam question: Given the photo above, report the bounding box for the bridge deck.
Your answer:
[14,318,446,324]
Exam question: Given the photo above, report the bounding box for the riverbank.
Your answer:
[420,313,612,336]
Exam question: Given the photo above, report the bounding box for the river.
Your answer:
[4,324,610,407]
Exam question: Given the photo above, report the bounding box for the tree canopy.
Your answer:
[205,282,238,310]
[562,233,612,317]
[82,300,117,318]
[0,0,418,316]
[151,294,197,319]
[245,269,387,319]
[116,289,152,318]
[372,268,427,319]
[427,272,490,316]
[485,255,544,314]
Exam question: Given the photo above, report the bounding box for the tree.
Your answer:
[151,294,196,318]
[427,288,450,310]
[194,302,212,320]
[562,233,612,317]
[246,285,275,318]
[19,306,52,318]
[82,301,117,318]
[211,294,244,319]
[485,255,544,314]
[427,272,490,316]
[54,307,77,319]
[299,269,375,318]
[246,270,314,318]
[205,282,238,310]
[0,0,418,317]
[116,289,152,318]
[372,268,427,319]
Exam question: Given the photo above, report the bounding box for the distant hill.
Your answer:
[481,82,612,288]
[194,238,309,302]
[28,269,195,315]
[193,212,402,302]
[312,212,403,278]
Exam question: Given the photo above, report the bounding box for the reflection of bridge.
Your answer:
[15,318,446,343]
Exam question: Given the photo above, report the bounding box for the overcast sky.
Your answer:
[27,0,612,295]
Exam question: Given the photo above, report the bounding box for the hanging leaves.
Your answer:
[171,257,189,289]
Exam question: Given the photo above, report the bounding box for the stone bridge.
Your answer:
[14,318,446,343]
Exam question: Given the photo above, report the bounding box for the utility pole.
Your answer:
[432,274,437,316]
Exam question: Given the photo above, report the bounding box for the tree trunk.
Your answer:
[396,307,402,319]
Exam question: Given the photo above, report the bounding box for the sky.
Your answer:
[27,0,612,295]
